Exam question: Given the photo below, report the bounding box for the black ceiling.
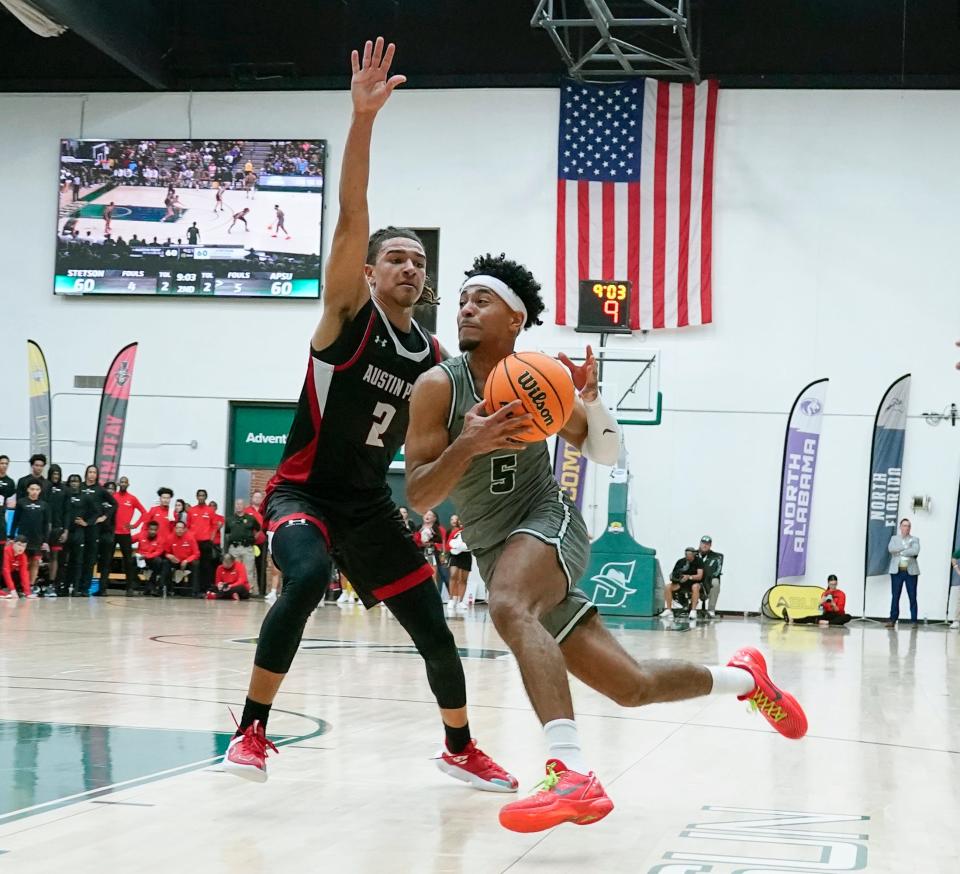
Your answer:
[2,1,959,92]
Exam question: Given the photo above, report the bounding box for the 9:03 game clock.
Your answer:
[576,279,633,334]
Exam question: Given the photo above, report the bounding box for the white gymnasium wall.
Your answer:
[1,88,958,615]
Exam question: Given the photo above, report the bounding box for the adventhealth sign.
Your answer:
[230,404,297,467]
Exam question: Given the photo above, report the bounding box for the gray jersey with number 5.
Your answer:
[437,354,562,551]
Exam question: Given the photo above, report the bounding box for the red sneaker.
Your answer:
[435,740,518,793]
[498,760,614,833]
[727,646,808,740]
[222,719,278,783]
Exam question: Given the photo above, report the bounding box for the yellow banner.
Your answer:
[27,341,49,398]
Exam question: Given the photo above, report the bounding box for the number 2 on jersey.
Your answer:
[490,454,517,495]
[365,401,397,447]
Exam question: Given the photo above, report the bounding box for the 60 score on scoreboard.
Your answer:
[57,268,316,298]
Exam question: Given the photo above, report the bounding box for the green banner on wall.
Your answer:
[229,403,297,468]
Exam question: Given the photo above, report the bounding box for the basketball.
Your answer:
[483,352,576,442]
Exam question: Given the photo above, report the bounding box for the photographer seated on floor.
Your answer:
[662,547,704,620]
[786,574,853,626]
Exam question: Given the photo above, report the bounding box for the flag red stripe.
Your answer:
[556,179,567,324]
[602,183,615,280]
[627,183,640,329]
[676,84,694,327]
[700,80,718,324]
[577,179,590,283]
[652,83,669,330]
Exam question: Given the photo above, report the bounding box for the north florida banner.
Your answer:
[776,378,828,579]
[865,374,910,576]
[26,340,51,459]
[553,436,587,511]
[94,343,138,484]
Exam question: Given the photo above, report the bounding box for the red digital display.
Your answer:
[576,280,633,334]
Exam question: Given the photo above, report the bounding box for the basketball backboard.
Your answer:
[538,345,661,426]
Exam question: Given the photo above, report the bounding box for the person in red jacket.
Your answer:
[114,476,147,593]
[243,490,267,597]
[787,575,853,626]
[2,537,35,599]
[164,520,202,597]
[207,552,251,601]
[210,501,224,547]
[142,487,174,543]
[413,509,446,591]
[134,521,167,595]
[186,489,217,594]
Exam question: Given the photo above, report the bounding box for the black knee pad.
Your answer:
[254,522,332,675]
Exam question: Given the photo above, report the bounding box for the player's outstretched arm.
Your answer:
[558,345,620,465]
[405,370,531,514]
[312,37,406,352]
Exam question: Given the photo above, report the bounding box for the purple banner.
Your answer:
[777,379,828,580]
[553,436,588,511]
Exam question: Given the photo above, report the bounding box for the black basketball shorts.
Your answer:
[263,484,433,608]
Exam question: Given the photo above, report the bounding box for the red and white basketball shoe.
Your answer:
[435,740,518,793]
[498,760,614,833]
[223,719,278,783]
[727,646,808,740]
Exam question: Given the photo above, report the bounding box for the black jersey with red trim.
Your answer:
[269,299,440,503]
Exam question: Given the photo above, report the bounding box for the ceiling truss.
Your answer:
[532,0,700,83]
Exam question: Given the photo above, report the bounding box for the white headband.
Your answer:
[460,275,528,324]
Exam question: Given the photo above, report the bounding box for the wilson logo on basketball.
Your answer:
[516,371,555,427]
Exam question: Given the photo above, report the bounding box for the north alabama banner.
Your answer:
[776,378,828,580]
[94,343,138,484]
[553,436,587,511]
[26,340,51,459]
[865,374,910,577]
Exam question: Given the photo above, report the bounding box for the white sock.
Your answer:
[543,718,590,774]
[708,665,756,697]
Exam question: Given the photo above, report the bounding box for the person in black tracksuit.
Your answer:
[62,474,97,595]
[0,454,15,546]
[46,465,69,590]
[96,481,118,596]
[16,453,50,500]
[79,465,115,597]
[12,483,51,589]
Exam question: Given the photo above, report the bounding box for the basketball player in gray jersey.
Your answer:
[405,253,809,833]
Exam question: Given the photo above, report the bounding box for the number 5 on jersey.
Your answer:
[365,401,397,447]
[490,454,517,495]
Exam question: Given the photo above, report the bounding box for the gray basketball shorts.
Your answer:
[473,489,596,644]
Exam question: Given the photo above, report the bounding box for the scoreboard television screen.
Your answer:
[55,139,325,299]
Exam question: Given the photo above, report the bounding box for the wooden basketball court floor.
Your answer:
[2,597,958,873]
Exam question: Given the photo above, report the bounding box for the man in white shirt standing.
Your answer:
[886,518,920,626]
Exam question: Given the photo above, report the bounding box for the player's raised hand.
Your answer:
[558,346,599,402]
[459,400,532,455]
[350,37,406,115]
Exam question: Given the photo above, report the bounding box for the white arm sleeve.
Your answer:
[581,396,620,466]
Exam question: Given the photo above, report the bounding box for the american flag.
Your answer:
[555,78,718,331]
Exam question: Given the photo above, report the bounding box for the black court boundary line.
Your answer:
[4,675,959,758]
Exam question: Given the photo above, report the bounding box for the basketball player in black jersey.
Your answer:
[223,38,516,793]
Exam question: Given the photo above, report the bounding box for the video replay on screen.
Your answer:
[55,139,325,299]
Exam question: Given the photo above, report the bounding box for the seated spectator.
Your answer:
[697,535,724,618]
[207,552,251,601]
[662,547,703,620]
[2,536,35,599]
[786,575,853,626]
[164,520,201,597]
[134,521,167,595]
